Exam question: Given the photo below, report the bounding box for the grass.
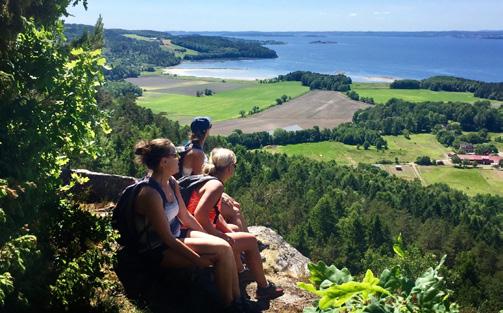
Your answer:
[419,166,503,197]
[139,66,166,76]
[267,134,450,165]
[123,34,157,42]
[351,82,497,104]
[265,136,503,197]
[138,81,309,122]
[488,132,503,151]
[161,39,199,58]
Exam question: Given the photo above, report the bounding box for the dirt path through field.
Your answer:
[212,90,371,135]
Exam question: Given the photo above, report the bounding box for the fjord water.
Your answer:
[168,33,503,82]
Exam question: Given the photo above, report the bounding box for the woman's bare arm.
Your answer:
[136,187,206,266]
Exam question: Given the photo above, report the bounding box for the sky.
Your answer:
[65,0,503,32]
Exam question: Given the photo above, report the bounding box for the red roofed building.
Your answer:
[456,154,502,165]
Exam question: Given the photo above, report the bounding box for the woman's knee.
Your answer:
[211,238,233,257]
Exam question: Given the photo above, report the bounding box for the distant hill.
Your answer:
[64,24,278,80]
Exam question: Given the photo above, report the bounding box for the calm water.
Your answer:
[166,33,503,82]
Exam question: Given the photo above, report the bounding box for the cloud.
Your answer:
[349,12,357,17]
[373,11,391,15]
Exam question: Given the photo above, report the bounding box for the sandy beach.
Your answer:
[163,66,399,83]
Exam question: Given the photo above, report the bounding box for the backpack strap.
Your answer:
[146,177,181,235]
[178,175,220,224]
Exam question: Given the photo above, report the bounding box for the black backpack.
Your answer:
[175,140,203,179]
[177,175,220,224]
[112,177,179,248]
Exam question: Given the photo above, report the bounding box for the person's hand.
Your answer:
[221,195,233,208]
[195,257,213,268]
[222,234,235,246]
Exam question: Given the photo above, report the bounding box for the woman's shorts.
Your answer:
[139,229,191,266]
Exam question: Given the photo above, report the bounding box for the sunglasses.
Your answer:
[165,152,179,159]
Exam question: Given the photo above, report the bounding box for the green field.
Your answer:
[160,39,199,58]
[489,132,503,151]
[352,82,496,104]
[265,136,503,196]
[419,166,503,197]
[267,134,450,165]
[123,34,157,42]
[138,81,309,122]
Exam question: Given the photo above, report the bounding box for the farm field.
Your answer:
[419,166,503,197]
[127,75,255,95]
[265,134,450,165]
[351,82,500,104]
[265,136,503,196]
[137,81,309,123]
[211,90,370,135]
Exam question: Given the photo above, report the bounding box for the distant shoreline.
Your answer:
[162,66,398,83]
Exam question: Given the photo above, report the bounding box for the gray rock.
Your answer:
[249,226,310,279]
[61,168,136,203]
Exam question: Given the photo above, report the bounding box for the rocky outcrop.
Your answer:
[248,226,315,312]
[61,168,136,203]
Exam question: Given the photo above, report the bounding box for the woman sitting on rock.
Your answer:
[180,117,249,232]
[133,138,241,308]
[185,147,284,300]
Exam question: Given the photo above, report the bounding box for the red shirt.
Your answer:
[186,190,221,225]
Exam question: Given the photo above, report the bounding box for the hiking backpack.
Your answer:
[112,177,179,248]
[177,175,220,224]
[175,140,203,179]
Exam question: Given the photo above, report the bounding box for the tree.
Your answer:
[415,156,432,166]
[363,141,370,150]
[0,2,111,310]
[239,110,246,118]
[451,154,461,166]
[276,98,283,105]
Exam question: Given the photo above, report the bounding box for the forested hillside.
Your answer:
[64,24,278,80]
[391,76,503,101]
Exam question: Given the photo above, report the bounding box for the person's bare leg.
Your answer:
[227,232,268,288]
[161,232,239,305]
[188,231,241,299]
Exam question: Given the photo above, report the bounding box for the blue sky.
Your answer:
[65,0,503,31]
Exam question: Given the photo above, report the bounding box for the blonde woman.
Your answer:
[185,148,283,300]
[132,139,241,308]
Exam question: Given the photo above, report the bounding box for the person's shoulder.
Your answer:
[137,184,162,203]
[169,176,180,189]
[204,178,223,193]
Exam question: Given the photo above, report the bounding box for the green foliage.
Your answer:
[224,149,503,311]
[299,248,458,313]
[387,76,503,101]
[0,4,132,311]
[354,98,502,135]
[228,123,386,149]
[390,79,421,89]
[172,35,278,60]
[415,155,433,166]
[279,71,352,92]
[49,201,117,310]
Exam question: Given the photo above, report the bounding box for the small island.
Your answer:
[259,40,287,45]
[309,40,338,44]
